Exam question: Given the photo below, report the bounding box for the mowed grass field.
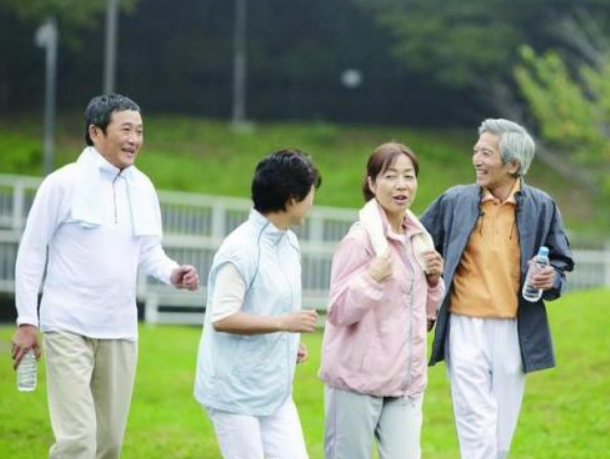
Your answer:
[0,288,608,459]
[0,113,602,234]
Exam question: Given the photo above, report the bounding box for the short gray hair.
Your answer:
[478,119,536,176]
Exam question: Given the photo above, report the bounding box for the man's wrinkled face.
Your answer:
[472,132,517,191]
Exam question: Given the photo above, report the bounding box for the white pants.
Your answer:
[448,315,526,459]
[206,398,309,459]
[44,331,138,459]
[324,386,423,459]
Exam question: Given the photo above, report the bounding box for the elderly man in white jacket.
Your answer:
[11,94,199,459]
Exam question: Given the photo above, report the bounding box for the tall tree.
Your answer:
[515,14,610,219]
[358,0,610,185]
[358,0,610,94]
[358,0,521,88]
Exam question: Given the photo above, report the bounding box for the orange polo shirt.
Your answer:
[450,179,521,318]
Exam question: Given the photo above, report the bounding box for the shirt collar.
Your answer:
[482,177,521,204]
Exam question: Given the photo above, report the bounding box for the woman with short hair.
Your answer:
[195,149,322,459]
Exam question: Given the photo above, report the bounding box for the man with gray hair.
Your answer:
[421,119,574,459]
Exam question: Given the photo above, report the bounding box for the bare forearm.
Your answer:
[213,309,318,335]
[212,312,285,335]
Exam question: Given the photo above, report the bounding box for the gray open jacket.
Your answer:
[421,182,575,373]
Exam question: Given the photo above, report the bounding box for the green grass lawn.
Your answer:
[1,288,609,458]
[0,113,603,234]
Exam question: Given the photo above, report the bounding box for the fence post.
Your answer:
[309,214,324,243]
[605,243,610,288]
[12,180,25,230]
[211,202,225,243]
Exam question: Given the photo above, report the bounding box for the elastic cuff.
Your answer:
[163,262,181,285]
[16,316,39,327]
[362,273,385,302]
[428,279,443,291]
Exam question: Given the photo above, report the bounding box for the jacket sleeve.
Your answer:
[420,194,447,256]
[421,194,450,320]
[327,232,384,327]
[542,202,574,301]
[426,278,445,321]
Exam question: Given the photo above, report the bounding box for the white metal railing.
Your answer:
[1,173,609,325]
[566,248,610,291]
[0,173,355,324]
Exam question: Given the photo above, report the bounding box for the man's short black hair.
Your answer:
[251,149,322,213]
[84,94,141,146]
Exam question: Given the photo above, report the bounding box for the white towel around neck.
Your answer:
[71,147,162,237]
[358,199,435,273]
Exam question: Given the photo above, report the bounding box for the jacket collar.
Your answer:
[249,208,288,246]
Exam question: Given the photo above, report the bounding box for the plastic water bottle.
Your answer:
[16,350,37,392]
[522,246,550,302]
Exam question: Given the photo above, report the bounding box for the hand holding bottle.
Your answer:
[11,325,41,392]
[522,247,556,302]
[11,324,41,369]
[526,264,556,289]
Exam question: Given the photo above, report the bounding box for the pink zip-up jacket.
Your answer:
[319,213,444,398]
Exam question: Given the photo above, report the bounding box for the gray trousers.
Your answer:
[324,386,423,459]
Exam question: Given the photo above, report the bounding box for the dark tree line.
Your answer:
[1,0,609,127]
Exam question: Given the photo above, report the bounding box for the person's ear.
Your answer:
[89,125,100,141]
[508,160,520,176]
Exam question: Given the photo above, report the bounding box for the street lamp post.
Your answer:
[35,18,58,176]
[231,0,247,127]
[104,0,119,94]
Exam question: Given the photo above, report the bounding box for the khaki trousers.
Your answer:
[44,331,138,459]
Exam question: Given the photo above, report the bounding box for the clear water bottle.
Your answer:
[522,246,550,302]
[16,350,37,392]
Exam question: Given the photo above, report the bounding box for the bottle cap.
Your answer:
[538,246,549,257]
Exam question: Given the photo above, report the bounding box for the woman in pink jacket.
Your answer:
[319,142,445,459]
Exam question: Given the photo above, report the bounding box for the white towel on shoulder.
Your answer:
[358,199,435,273]
[71,147,162,236]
